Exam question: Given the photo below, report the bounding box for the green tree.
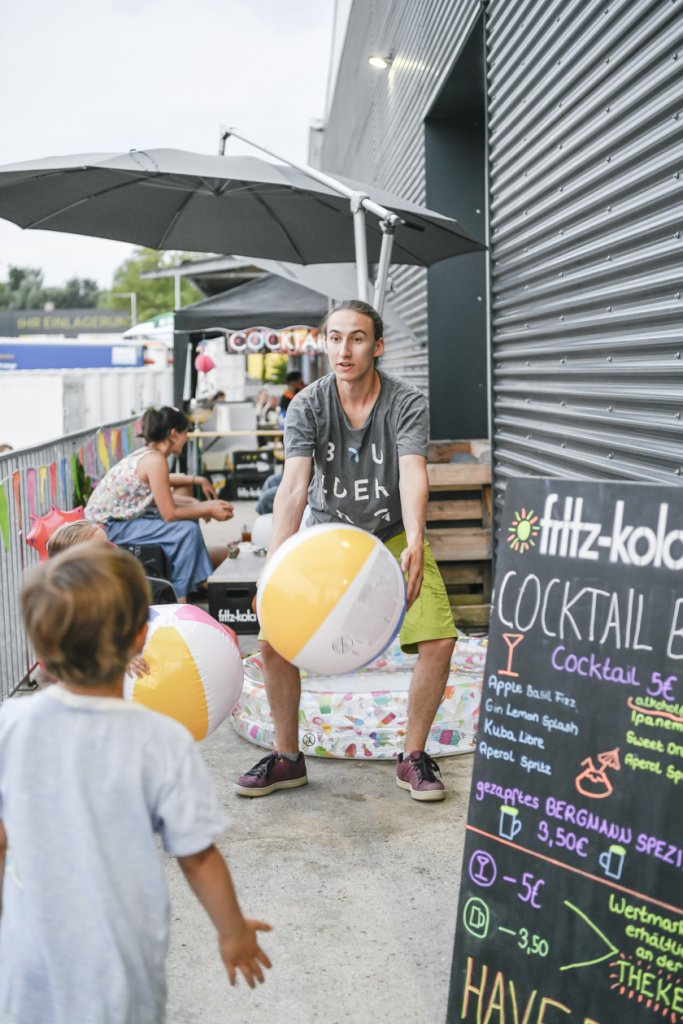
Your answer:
[46,276,101,308]
[0,266,101,310]
[103,248,202,323]
[5,266,46,309]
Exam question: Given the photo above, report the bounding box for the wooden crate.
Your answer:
[426,440,492,631]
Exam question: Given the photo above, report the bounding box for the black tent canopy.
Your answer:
[173,273,329,405]
[174,273,328,333]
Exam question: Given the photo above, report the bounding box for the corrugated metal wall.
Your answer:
[487,0,683,502]
[324,0,682,497]
[322,0,481,391]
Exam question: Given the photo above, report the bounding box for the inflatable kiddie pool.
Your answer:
[231,636,485,759]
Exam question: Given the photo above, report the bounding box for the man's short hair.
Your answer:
[22,546,150,687]
[320,300,384,341]
[285,371,303,384]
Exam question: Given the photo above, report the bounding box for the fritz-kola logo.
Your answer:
[219,608,258,623]
[537,494,683,569]
[507,507,541,553]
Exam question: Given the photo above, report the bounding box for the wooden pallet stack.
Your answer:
[426,440,492,632]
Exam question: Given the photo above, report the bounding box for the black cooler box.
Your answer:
[207,545,265,634]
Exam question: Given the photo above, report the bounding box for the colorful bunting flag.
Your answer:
[60,459,68,503]
[71,453,81,503]
[12,471,22,533]
[26,468,37,518]
[0,483,9,551]
[97,432,110,472]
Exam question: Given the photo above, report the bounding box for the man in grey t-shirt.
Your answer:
[235,301,457,802]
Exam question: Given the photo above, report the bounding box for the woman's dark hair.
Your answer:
[320,300,384,341]
[140,406,189,443]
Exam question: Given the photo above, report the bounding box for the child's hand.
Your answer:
[128,655,150,679]
[219,919,272,988]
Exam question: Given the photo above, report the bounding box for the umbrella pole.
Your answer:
[373,223,396,315]
[351,195,369,303]
[220,127,403,310]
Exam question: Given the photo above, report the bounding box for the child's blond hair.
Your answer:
[22,547,150,687]
[46,520,104,557]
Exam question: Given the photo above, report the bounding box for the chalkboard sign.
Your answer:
[447,478,683,1024]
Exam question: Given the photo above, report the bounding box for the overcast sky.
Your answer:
[0,0,337,288]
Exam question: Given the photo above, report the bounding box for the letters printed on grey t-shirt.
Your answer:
[284,371,428,540]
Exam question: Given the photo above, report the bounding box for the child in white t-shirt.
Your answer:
[0,545,271,1023]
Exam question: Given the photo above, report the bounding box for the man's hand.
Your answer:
[219,919,273,988]
[400,540,424,610]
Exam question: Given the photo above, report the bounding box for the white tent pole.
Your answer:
[182,341,193,402]
[221,126,400,308]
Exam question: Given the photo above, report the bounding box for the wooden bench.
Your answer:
[426,441,492,632]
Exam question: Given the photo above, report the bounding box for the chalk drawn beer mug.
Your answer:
[598,843,626,880]
[498,805,523,842]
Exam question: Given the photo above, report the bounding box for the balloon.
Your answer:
[251,513,274,550]
[124,604,243,740]
[26,505,85,561]
[194,353,215,373]
[257,523,406,675]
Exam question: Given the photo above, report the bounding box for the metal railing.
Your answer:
[0,417,142,699]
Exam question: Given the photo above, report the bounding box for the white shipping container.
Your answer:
[0,368,173,450]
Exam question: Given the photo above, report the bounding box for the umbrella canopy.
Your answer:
[174,274,327,332]
[0,148,485,267]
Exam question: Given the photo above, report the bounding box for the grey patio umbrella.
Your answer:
[0,147,485,312]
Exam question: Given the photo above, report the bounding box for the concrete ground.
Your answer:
[164,503,474,1023]
[165,723,473,1024]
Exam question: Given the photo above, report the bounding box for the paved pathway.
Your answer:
[165,722,473,1024]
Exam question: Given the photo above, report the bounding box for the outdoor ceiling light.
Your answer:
[368,52,393,69]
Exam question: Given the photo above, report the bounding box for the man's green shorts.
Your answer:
[258,530,456,655]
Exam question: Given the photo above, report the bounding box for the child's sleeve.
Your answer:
[152,737,228,858]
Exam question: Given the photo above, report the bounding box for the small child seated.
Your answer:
[0,546,271,1021]
[45,518,109,557]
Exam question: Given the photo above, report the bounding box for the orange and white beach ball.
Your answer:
[124,604,243,740]
[257,523,406,675]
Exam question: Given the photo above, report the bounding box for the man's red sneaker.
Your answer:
[234,752,308,797]
[396,750,446,802]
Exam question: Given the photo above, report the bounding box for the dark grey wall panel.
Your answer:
[487,0,683,502]
[322,0,483,396]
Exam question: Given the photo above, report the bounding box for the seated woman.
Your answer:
[85,407,233,602]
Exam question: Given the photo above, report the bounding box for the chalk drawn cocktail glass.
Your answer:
[500,633,524,678]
